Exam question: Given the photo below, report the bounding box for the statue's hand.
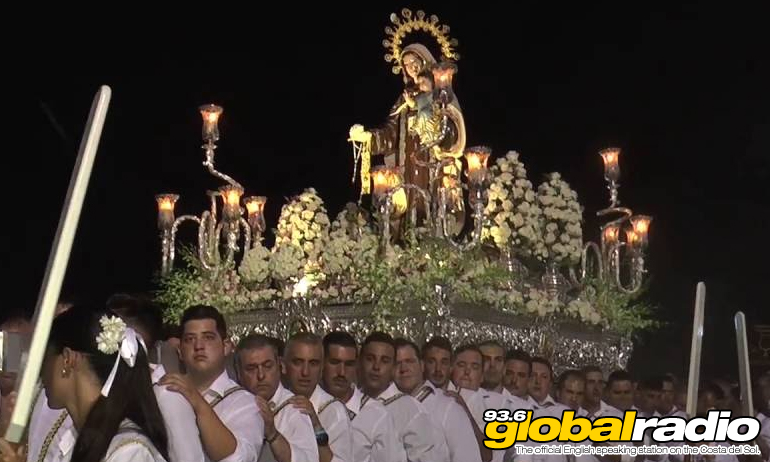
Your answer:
[349,124,372,143]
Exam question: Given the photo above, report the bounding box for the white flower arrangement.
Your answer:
[238,242,271,285]
[523,287,561,317]
[482,151,546,259]
[566,298,602,325]
[274,188,331,262]
[95,315,127,355]
[536,172,583,265]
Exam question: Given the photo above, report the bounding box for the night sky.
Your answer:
[6,3,769,379]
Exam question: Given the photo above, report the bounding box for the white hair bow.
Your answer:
[101,327,147,397]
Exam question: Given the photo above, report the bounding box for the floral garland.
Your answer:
[536,172,583,266]
[155,165,655,336]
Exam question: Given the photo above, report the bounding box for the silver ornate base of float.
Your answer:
[225,301,633,375]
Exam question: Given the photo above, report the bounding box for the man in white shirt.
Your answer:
[479,340,506,395]
[656,375,686,418]
[503,350,532,401]
[528,357,557,411]
[321,331,405,462]
[160,304,264,462]
[421,337,453,390]
[394,338,482,462]
[359,332,444,462]
[283,332,352,462]
[582,366,623,421]
[448,344,523,462]
[604,371,635,413]
[235,333,318,462]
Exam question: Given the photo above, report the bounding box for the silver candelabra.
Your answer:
[156,104,266,276]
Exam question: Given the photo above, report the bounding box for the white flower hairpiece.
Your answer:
[95,315,127,355]
[94,315,145,397]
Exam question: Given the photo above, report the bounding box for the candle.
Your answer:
[630,215,652,248]
[218,185,243,222]
[625,229,640,248]
[432,61,457,90]
[602,224,619,246]
[199,104,223,142]
[372,166,390,198]
[465,146,491,185]
[244,196,267,233]
[599,147,621,183]
[155,194,179,231]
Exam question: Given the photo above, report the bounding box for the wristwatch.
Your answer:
[315,429,329,447]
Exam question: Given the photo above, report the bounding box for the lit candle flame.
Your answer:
[631,215,652,236]
[603,225,619,244]
[626,229,639,246]
[245,196,266,215]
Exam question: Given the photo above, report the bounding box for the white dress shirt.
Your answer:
[376,382,444,462]
[258,382,318,462]
[345,386,406,462]
[202,370,264,462]
[414,382,481,462]
[582,400,623,421]
[310,385,353,462]
[151,364,205,462]
[449,384,517,462]
[104,419,167,462]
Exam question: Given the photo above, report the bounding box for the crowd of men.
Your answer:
[1,296,770,462]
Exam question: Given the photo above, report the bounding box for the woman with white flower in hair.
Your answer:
[0,305,168,462]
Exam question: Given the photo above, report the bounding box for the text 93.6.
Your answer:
[483,409,528,423]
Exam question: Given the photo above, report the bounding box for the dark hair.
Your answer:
[453,343,482,360]
[286,332,322,357]
[530,356,553,378]
[394,338,420,357]
[607,370,635,387]
[323,331,358,357]
[557,369,585,390]
[700,380,725,401]
[362,331,395,353]
[48,305,168,462]
[237,333,279,359]
[638,376,664,391]
[479,340,504,351]
[180,305,227,339]
[422,336,452,358]
[505,349,531,365]
[106,293,164,345]
[582,365,603,376]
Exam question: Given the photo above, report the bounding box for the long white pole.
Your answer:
[4,86,111,442]
[735,311,754,416]
[685,281,706,418]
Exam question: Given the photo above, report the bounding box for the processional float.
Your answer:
[152,8,658,375]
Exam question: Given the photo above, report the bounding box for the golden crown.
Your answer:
[383,8,459,75]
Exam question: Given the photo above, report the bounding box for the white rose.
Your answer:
[545,233,556,244]
[301,210,315,221]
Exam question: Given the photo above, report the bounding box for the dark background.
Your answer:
[4,3,769,380]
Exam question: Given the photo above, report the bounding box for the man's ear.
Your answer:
[280,356,287,375]
[224,338,234,356]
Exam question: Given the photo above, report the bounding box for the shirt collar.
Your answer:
[376,382,400,400]
[528,394,556,408]
[150,363,165,384]
[206,370,236,398]
[269,382,293,407]
[310,385,333,409]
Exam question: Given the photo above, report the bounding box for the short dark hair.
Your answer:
[362,331,395,353]
[453,343,482,361]
[557,369,585,390]
[530,356,553,378]
[479,339,504,351]
[699,380,725,401]
[422,336,452,359]
[582,365,603,376]
[505,349,531,365]
[106,293,164,345]
[323,331,358,357]
[394,338,420,357]
[607,370,634,387]
[286,332,322,358]
[638,376,664,391]
[180,305,227,339]
[237,333,279,359]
